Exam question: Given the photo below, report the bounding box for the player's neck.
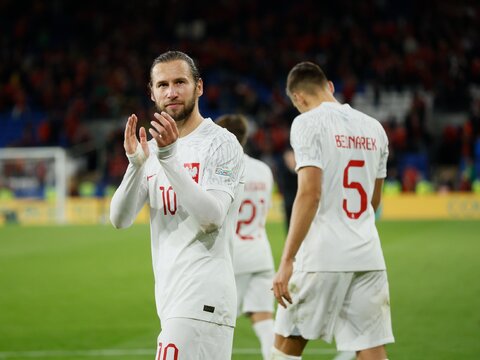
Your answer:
[176,112,204,138]
[304,93,338,112]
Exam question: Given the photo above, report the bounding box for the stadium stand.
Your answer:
[1,0,479,196]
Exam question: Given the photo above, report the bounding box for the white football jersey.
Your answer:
[233,154,275,275]
[116,118,244,327]
[291,102,389,271]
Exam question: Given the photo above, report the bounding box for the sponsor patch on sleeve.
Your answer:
[215,167,232,177]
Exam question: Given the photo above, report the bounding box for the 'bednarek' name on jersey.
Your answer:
[233,154,275,275]
[291,102,389,272]
[112,118,244,327]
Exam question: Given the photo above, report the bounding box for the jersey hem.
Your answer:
[234,266,275,275]
[162,314,236,328]
[294,267,387,272]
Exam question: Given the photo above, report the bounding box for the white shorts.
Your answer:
[155,318,234,360]
[274,270,394,352]
[235,270,275,316]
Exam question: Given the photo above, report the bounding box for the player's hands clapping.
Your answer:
[124,114,150,157]
[272,259,294,308]
[149,111,179,148]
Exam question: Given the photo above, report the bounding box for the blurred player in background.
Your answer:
[216,114,275,360]
[110,51,244,360]
[278,146,297,231]
[272,61,394,360]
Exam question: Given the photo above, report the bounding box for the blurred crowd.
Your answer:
[1,0,480,197]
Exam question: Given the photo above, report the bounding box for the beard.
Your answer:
[156,91,197,122]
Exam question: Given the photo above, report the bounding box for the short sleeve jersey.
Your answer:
[290,102,389,271]
[142,118,244,327]
[232,155,275,275]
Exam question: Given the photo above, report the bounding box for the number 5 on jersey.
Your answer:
[343,160,367,219]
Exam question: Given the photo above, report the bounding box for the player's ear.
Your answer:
[328,80,335,94]
[291,92,300,105]
[294,92,304,107]
[290,92,305,112]
[148,81,156,102]
[196,78,203,97]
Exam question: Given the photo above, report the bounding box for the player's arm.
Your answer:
[371,178,384,212]
[110,114,149,229]
[372,125,388,213]
[159,152,232,233]
[110,161,148,229]
[273,166,322,308]
[149,112,238,233]
[263,166,275,226]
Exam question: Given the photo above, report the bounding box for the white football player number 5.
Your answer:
[343,160,367,219]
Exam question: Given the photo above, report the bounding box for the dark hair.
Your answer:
[149,51,201,86]
[286,61,328,96]
[215,114,248,147]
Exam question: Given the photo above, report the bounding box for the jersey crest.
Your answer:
[184,162,200,183]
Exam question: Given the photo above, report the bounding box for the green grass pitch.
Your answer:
[0,220,479,359]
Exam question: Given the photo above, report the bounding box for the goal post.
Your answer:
[0,147,67,224]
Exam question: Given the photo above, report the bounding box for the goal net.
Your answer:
[0,147,67,224]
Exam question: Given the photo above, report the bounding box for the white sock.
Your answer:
[271,346,302,360]
[253,319,274,360]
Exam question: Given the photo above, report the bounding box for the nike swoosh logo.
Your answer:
[147,174,156,181]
